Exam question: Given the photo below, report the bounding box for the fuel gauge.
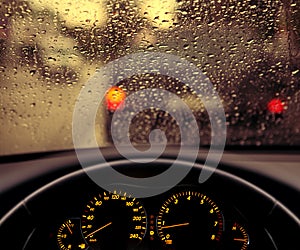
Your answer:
[57,218,87,250]
[228,222,249,250]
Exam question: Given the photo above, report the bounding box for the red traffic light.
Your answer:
[267,98,284,114]
[105,86,126,111]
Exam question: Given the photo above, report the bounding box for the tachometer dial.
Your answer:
[81,191,147,249]
[57,218,87,250]
[156,191,223,249]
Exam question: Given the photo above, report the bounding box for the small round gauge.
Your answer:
[57,218,87,250]
[81,191,147,249]
[156,190,223,249]
[229,222,249,250]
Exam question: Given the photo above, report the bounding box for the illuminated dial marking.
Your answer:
[230,222,249,250]
[81,191,147,249]
[57,218,87,250]
[156,190,223,248]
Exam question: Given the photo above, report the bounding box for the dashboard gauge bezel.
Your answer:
[56,218,88,250]
[81,190,147,249]
[156,189,224,248]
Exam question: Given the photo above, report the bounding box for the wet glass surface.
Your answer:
[0,0,299,155]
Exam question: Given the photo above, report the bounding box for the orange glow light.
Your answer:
[105,86,126,111]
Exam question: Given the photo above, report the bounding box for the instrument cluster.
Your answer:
[24,186,261,250]
[1,151,298,250]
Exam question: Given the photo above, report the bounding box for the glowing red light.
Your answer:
[105,86,126,111]
[267,98,284,114]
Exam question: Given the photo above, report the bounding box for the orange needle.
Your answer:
[234,238,247,242]
[66,222,73,235]
[85,222,112,238]
[161,222,189,229]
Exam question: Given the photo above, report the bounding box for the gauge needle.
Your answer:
[66,222,73,235]
[161,222,189,229]
[234,238,248,242]
[85,222,112,238]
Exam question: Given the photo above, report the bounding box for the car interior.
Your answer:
[0,0,299,249]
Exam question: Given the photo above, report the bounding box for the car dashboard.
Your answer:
[0,146,299,250]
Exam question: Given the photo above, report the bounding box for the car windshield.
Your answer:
[0,0,299,156]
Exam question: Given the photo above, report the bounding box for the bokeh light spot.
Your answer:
[267,98,284,114]
[105,86,126,111]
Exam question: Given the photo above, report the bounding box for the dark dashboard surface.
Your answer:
[0,146,299,249]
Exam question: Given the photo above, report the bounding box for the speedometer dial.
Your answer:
[156,191,223,249]
[81,191,147,249]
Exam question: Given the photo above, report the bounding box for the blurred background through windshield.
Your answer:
[0,0,299,155]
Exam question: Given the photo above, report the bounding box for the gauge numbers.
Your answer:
[230,222,249,250]
[57,218,87,250]
[81,191,147,249]
[157,191,223,249]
